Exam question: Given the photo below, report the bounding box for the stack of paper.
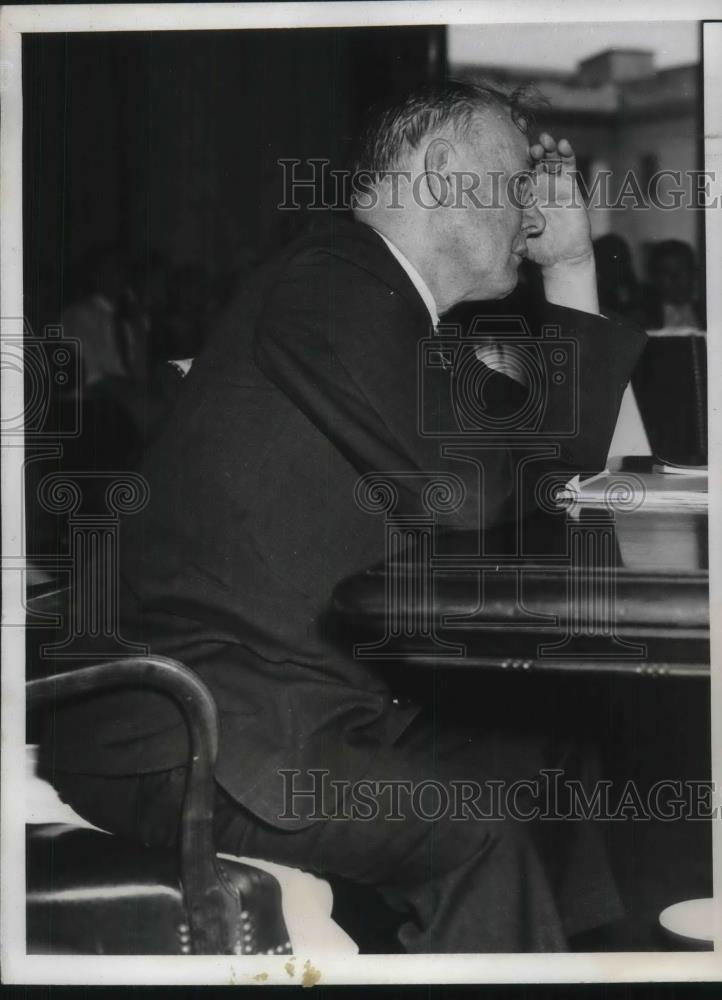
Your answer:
[557,471,708,511]
[651,461,708,476]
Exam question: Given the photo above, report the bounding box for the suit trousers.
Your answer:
[50,705,623,954]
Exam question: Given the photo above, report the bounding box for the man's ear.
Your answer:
[424,138,453,207]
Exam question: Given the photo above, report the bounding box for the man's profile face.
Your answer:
[446,110,538,302]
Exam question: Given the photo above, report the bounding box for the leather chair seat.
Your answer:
[27,823,291,955]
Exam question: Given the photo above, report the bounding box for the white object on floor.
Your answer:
[25,745,97,829]
[658,898,715,947]
[25,745,357,955]
[217,853,357,956]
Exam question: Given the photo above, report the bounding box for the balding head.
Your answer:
[351,79,538,183]
[351,80,547,310]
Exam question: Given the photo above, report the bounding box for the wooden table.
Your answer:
[332,466,713,948]
[331,480,709,679]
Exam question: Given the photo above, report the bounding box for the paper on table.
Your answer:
[646,326,706,338]
[651,461,708,476]
[556,470,708,510]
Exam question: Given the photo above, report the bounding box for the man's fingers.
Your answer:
[538,132,557,151]
[531,134,576,162]
[530,135,557,160]
[530,134,576,182]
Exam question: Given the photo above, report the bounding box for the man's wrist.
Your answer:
[540,250,595,278]
[541,252,599,314]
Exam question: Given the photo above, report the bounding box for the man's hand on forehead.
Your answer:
[529,132,576,175]
[524,130,600,314]
[525,130,588,267]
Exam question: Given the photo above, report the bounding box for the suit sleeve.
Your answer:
[254,247,646,529]
[534,302,648,473]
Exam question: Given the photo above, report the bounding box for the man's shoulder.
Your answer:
[282,214,381,255]
[269,216,430,322]
[276,216,389,279]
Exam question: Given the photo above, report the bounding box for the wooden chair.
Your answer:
[26,654,292,956]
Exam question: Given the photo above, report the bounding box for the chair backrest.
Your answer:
[27,655,241,955]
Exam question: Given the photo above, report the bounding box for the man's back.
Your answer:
[47,219,437,823]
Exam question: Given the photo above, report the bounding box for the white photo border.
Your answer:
[2,0,721,985]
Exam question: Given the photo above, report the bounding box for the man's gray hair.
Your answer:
[351,78,545,183]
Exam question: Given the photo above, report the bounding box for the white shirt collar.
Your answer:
[372,229,439,327]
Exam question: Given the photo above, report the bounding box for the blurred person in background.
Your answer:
[131,249,171,367]
[62,245,149,391]
[97,259,219,454]
[125,262,220,448]
[642,239,705,332]
[592,233,642,321]
[630,238,708,466]
[161,262,216,362]
[58,246,148,479]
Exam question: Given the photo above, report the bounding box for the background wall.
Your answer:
[449,23,704,283]
[23,24,705,331]
[22,27,445,334]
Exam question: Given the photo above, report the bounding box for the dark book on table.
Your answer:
[631,334,707,466]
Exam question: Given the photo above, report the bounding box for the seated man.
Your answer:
[43,81,646,952]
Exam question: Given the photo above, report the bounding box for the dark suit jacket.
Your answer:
[48,219,647,828]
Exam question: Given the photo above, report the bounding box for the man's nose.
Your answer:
[522,202,545,238]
